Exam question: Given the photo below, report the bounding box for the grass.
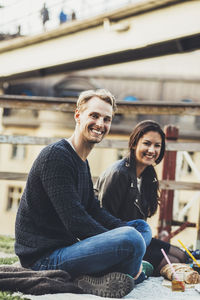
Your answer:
[0,256,19,265]
[0,235,15,254]
[0,291,29,300]
[0,235,30,300]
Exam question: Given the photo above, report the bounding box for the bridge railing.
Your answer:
[0,0,137,36]
[0,133,200,188]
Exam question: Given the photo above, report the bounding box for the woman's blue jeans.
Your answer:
[31,219,152,279]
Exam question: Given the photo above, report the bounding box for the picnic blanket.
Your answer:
[0,265,199,299]
[0,265,82,295]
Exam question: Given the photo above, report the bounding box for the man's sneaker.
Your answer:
[74,272,135,298]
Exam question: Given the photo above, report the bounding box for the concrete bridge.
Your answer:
[0,0,200,82]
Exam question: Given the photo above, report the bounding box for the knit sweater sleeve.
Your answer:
[41,145,111,240]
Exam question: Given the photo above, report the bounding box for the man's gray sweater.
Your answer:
[15,139,124,267]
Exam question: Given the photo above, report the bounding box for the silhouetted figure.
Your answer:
[40,3,49,30]
[71,10,76,21]
[59,9,67,24]
[17,25,21,36]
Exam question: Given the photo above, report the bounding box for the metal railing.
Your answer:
[0,0,137,36]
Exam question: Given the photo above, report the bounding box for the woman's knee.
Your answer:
[127,219,152,245]
[132,219,151,231]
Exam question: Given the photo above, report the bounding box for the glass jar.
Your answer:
[171,272,185,292]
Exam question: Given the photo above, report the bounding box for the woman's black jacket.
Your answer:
[95,157,157,221]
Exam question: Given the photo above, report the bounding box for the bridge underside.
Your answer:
[4,32,200,81]
[0,0,200,82]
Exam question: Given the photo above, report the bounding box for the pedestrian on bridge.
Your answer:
[59,8,67,25]
[40,3,49,31]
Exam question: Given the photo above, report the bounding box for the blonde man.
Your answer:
[15,89,151,298]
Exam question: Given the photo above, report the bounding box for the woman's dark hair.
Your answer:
[142,166,159,217]
[128,119,165,164]
[128,120,166,217]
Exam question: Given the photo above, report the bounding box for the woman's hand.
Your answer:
[133,264,142,280]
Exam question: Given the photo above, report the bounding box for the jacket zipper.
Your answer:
[130,180,145,217]
[134,201,145,217]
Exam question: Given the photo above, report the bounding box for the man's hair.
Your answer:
[76,89,117,112]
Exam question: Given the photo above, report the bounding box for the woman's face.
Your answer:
[135,131,162,169]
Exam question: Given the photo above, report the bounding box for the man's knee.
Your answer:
[117,226,146,255]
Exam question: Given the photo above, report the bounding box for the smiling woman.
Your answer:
[95,120,165,221]
[95,120,189,276]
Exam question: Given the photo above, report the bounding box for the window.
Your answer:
[11,145,26,160]
[6,186,23,211]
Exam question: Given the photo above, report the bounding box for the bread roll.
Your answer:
[160,263,200,284]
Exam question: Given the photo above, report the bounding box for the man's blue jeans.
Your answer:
[31,220,152,279]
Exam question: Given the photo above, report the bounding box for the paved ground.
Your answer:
[0,250,199,300]
[18,277,200,300]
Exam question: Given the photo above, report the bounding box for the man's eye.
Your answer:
[104,117,111,123]
[91,114,98,119]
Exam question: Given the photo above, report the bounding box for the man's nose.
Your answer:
[96,117,104,126]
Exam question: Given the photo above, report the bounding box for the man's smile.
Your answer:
[91,128,104,135]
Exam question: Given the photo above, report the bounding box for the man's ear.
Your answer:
[74,108,80,124]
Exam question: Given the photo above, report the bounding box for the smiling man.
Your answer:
[15,89,152,298]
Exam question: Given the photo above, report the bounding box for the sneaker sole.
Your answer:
[74,272,135,298]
